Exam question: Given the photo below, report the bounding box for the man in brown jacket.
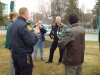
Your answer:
[58,13,85,75]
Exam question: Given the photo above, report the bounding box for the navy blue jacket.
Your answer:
[9,16,38,54]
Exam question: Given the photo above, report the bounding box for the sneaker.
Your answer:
[34,59,37,61]
[57,62,61,65]
[45,61,52,63]
[33,64,36,68]
[41,58,44,61]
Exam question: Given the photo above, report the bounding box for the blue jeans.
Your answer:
[34,39,44,60]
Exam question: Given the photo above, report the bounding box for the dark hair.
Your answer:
[68,13,79,25]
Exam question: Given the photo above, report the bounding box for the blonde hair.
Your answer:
[19,7,28,16]
[9,11,18,20]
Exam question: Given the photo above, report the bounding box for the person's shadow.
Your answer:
[44,40,52,48]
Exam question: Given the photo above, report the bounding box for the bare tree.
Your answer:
[51,0,68,21]
[38,0,51,21]
[29,12,43,25]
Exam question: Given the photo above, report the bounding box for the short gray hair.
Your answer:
[56,16,61,19]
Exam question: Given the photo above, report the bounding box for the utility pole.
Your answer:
[98,0,100,51]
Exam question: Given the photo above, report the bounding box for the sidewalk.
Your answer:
[0,30,6,34]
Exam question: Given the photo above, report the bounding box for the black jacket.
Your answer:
[49,22,65,39]
[9,16,38,54]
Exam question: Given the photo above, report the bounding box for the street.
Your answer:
[0,30,98,41]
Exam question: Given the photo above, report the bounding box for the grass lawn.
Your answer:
[0,34,100,75]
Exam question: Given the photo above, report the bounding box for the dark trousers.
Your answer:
[65,64,82,75]
[48,38,63,62]
[12,53,33,75]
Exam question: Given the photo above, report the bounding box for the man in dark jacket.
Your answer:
[9,7,38,75]
[46,16,65,64]
[58,13,85,75]
[33,20,47,61]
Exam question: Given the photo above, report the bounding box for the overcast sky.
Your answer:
[1,0,96,14]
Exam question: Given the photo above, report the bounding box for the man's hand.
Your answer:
[38,25,42,29]
[34,30,40,35]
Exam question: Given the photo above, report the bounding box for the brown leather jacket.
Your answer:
[58,23,85,66]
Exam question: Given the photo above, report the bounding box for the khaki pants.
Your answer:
[65,64,82,75]
[8,57,15,75]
